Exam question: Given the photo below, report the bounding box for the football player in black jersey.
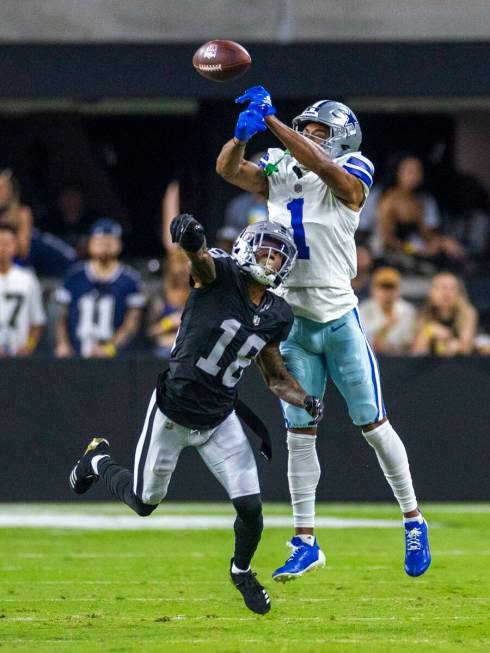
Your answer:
[69,214,323,615]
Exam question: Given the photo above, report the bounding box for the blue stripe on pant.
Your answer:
[280,308,386,428]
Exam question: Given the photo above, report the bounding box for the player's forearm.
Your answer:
[265,115,361,204]
[19,325,43,356]
[112,310,141,350]
[55,317,71,347]
[265,115,329,171]
[257,348,307,407]
[186,246,216,284]
[268,372,307,408]
[216,139,246,181]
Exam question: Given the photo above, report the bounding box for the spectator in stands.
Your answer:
[146,250,190,357]
[223,152,268,232]
[46,182,93,255]
[0,168,33,258]
[55,219,145,358]
[377,154,465,268]
[0,168,77,277]
[412,272,477,356]
[215,225,240,254]
[444,173,490,260]
[351,244,374,302]
[0,224,46,356]
[359,267,417,354]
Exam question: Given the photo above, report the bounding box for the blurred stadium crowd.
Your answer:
[0,149,489,359]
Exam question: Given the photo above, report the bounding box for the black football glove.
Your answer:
[303,395,324,424]
[170,213,206,252]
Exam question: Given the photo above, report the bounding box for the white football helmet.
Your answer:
[293,100,362,159]
[231,221,297,289]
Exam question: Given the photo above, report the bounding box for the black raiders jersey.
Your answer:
[157,250,294,429]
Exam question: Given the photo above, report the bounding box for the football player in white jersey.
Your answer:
[0,224,46,356]
[217,86,431,581]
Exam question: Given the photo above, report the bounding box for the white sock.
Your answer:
[362,420,417,513]
[91,454,110,475]
[287,432,321,529]
[296,534,316,546]
[231,562,250,574]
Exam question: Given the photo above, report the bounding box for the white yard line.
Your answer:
[0,512,402,530]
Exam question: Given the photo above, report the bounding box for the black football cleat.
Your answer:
[230,558,271,615]
[69,438,110,495]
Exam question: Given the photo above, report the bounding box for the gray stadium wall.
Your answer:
[1,357,489,502]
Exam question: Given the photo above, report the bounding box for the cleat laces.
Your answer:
[406,526,423,551]
[236,572,268,598]
[285,540,302,562]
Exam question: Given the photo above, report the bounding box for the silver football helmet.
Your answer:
[292,100,362,159]
[231,221,297,289]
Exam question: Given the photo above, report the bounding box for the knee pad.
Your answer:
[351,401,379,426]
[232,494,263,530]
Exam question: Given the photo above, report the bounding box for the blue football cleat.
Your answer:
[272,536,326,582]
[404,517,431,577]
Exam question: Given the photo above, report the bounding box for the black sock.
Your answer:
[98,457,157,517]
[232,494,263,571]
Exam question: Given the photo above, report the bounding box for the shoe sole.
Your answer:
[273,550,326,583]
[405,556,431,577]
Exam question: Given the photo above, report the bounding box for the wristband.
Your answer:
[102,342,117,357]
[159,316,175,333]
[24,335,37,353]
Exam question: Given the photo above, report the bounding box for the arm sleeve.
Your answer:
[342,154,375,199]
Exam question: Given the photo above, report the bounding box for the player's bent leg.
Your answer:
[197,413,270,614]
[272,431,326,582]
[96,457,158,517]
[328,309,431,576]
[232,494,263,571]
[230,494,270,615]
[362,420,431,577]
[274,329,327,581]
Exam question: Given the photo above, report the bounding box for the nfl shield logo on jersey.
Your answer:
[253,315,261,326]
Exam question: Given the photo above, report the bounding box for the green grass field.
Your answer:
[1,503,489,653]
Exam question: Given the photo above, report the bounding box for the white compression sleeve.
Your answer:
[287,432,321,528]
[362,420,417,513]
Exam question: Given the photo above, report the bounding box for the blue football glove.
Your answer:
[234,108,267,142]
[235,85,276,118]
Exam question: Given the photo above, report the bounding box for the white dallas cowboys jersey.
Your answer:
[0,265,46,354]
[265,148,374,323]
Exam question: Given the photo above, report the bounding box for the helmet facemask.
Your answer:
[231,222,297,289]
[292,100,362,159]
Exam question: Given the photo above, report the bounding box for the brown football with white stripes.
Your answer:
[192,40,251,82]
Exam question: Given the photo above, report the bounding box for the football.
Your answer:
[192,40,251,82]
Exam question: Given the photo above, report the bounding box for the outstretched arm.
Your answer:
[216,139,268,196]
[169,213,216,284]
[265,115,364,209]
[256,343,323,421]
